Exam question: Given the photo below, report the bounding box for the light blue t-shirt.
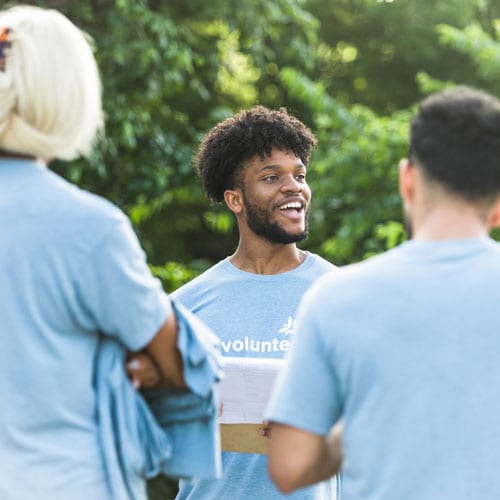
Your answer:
[0,159,171,500]
[173,254,336,500]
[267,237,500,500]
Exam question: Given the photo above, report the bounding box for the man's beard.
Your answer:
[244,200,309,244]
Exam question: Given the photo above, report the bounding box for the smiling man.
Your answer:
[173,106,338,500]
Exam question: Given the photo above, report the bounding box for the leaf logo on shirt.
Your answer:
[278,316,296,335]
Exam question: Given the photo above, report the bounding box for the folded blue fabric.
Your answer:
[144,387,221,479]
[96,299,223,500]
[171,300,223,397]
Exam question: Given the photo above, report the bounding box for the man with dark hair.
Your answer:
[265,86,500,500]
[174,106,338,499]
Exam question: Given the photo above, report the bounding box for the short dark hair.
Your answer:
[195,106,317,202]
[409,86,500,201]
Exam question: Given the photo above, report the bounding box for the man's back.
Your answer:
[270,237,500,500]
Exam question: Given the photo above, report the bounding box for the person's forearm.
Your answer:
[268,422,343,493]
[322,422,343,479]
[145,313,187,389]
[294,423,343,489]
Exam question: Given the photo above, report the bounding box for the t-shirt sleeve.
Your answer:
[265,282,342,436]
[73,218,172,351]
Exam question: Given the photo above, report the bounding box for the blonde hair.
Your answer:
[0,5,103,160]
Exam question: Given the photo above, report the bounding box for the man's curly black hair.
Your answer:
[195,106,318,203]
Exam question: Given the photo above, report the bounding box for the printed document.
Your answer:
[219,356,284,424]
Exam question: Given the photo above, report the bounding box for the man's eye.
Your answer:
[263,175,278,182]
[296,174,306,181]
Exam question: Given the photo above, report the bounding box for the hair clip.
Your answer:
[0,27,11,72]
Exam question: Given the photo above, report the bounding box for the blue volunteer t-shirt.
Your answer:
[0,159,171,500]
[173,254,336,500]
[267,238,500,500]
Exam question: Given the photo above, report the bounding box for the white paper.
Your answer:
[219,356,285,424]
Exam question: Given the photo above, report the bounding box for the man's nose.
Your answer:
[280,175,303,192]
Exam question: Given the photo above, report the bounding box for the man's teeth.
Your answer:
[279,202,302,210]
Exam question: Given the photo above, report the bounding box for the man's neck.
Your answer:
[230,239,307,275]
[412,204,489,240]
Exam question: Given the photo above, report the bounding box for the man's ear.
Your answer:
[223,188,244,214]
[398,158,416,204]
[486,197,500,229]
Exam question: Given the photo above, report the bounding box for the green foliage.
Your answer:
[436,20,500,92]
[415,72,456,95]
[29,0,500,272]
[149,262,199,293]
[305,0,499,112]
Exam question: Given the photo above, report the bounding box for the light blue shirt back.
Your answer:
[0,159,170,499]
[267,238,500,500]
[174,254,336,499]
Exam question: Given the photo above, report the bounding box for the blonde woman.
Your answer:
[0,6,187,499]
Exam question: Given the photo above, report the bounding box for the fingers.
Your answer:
[126,352,161,390]
[259,420,272,438]
[126,358,142,389]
